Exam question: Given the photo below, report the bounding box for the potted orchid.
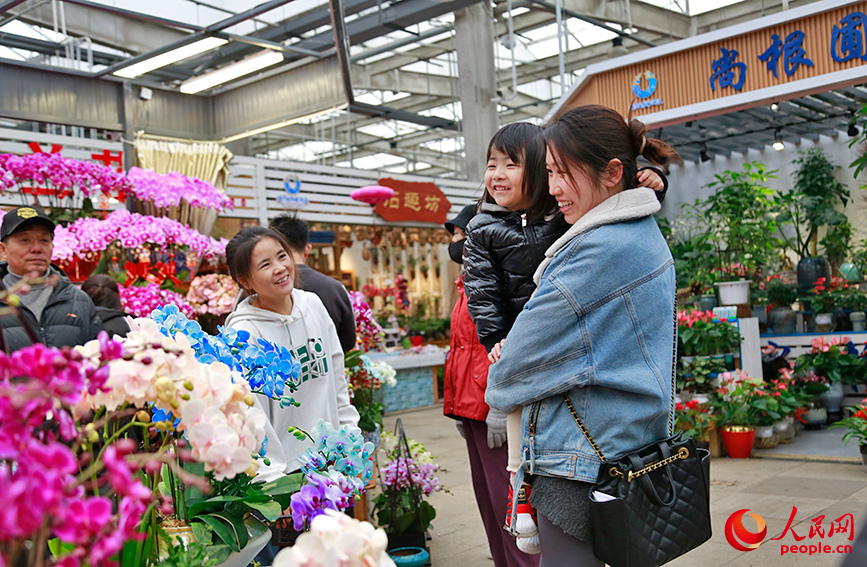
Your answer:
[127,168,233,237]
[373,428,443,552]
[346,351,396,436]
[0,152,133,224]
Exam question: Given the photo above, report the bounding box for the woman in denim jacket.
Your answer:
[486,105,681,566]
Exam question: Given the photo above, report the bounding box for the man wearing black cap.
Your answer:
[0,206,103,352]
[442,204,538,567]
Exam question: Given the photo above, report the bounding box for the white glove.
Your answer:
[455,420,466,439]
[485,408,508,449]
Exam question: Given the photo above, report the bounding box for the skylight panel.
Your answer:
[351,153,407,169]
[420,137,462,154]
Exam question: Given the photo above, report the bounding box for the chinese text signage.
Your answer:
[373,178,451,224]
[564,2,867,117]
[725,507,853,557]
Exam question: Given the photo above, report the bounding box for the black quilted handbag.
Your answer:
[562,297,712,567]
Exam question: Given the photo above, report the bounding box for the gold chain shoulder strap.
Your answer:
[562,291,679,462]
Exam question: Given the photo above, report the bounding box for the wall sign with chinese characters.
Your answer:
[561,2,867,117]
[372,178,452,224]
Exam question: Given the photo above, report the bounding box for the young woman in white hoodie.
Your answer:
[225,226,359,481]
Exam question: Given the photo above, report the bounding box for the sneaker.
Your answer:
[504,482,538,538]
[516,534,541,555]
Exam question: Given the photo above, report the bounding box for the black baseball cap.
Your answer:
[0,206,55,241]
[444,204,476,235]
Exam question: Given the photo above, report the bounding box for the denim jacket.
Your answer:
[486,188,676,486]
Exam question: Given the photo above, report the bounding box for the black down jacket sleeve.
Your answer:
[463,216,510,352]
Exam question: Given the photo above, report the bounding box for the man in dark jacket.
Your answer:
[269,214,356,353]
[0,206,104,352]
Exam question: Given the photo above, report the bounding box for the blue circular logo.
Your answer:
[284,174,301,193]
[632,71,657,99]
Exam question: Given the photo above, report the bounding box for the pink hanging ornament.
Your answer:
[350,185,394,206]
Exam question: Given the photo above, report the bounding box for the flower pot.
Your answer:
[860,444,867,474]
[217,528,272,567]
[720,425,756,458]
[59,252,101,283]
[833,308,854,332]
[803,400,827,430]
[362,423,382,450]
[767,306,797,335]
[160,521,196,559]
[798,256,831,294]
[388,547,430,567]
[820,382,845,415]
[814,313,835,333]
[715,280,750,306]
[698,294,718,312]
[773,419,795,444]
[851,311,866,332]
[753,425,778,449]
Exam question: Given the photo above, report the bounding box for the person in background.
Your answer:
[225,226,358,482]
[0,206,103,352]
[270,214,357,353]
[443,204,539,567]
[81,275,131,338]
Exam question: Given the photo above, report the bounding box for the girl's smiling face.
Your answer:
[485,147,531,211]
[242,237,296,301]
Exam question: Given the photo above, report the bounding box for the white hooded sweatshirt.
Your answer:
[225,289,359,481]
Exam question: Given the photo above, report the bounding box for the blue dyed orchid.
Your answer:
[297,419,375,490]
[148,307,301,407]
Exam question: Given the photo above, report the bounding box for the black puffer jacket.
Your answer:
[95,306,131,338]
[0,262,105,353]
[463,203,568,351]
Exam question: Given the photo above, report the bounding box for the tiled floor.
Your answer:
[380,406,867,567]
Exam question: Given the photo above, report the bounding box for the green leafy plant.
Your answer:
[700,162,780,274]
[809,277,867,313]
[677,356,726,394]
[794,336,867,386]
[677,310,743,356]
[792,148,850,256]
[674,400,716,442]
[180,470,303,554]
[759,275,799,307]
[711,371,781,427]
[154,540,221,567]
[821,219,853,274]
[829,399,867,446]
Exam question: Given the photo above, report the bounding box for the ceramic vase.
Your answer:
[767,306,797,334]
[720,426,756,458]
[820,382,845,415]
[798,257,831,294]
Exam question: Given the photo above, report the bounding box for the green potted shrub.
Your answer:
[762,275,799,334]
[789,148,850,293]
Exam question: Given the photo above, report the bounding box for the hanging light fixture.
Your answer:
[699,143,711,163]
[772,129,785,151]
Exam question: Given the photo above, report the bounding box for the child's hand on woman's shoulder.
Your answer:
[488,339,505,363]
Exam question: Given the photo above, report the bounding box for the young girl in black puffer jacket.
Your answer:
[463,121,667,555]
